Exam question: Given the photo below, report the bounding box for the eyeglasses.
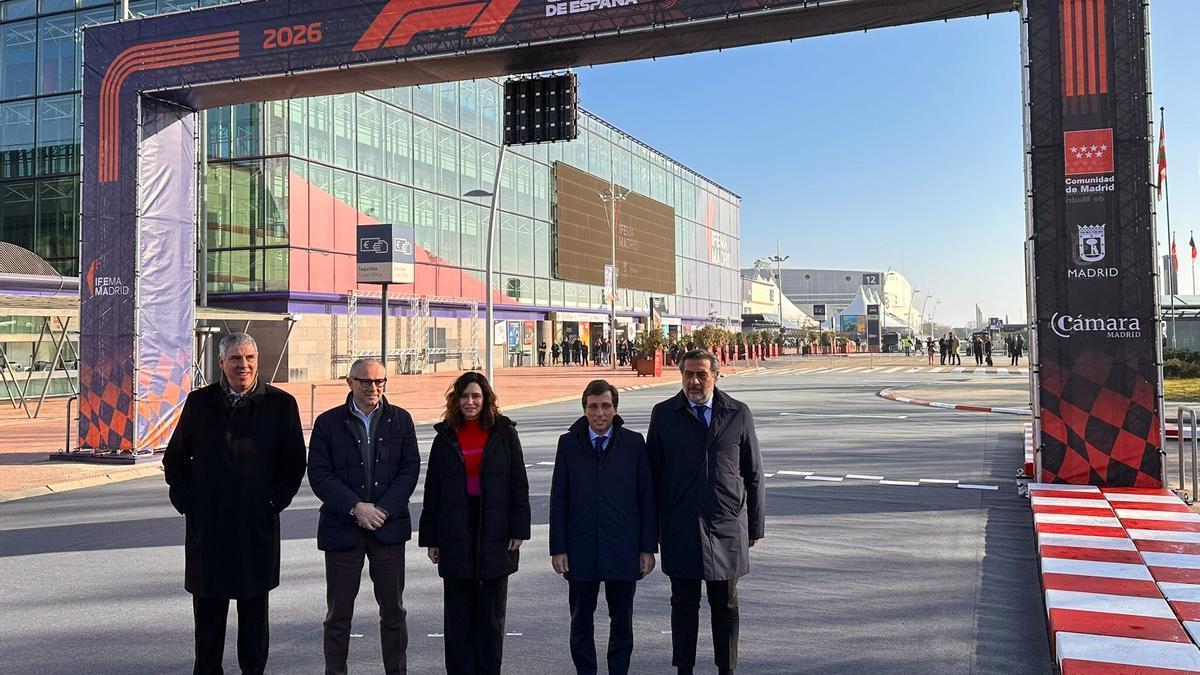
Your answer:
[352,378,387,388]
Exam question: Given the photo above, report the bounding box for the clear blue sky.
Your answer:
[575,1,1199,327]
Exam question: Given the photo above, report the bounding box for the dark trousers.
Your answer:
[192,593,269,675]
[669,577,739,673]
[323,535,408,674]
[568,580,636,675]
[443,576,509,675]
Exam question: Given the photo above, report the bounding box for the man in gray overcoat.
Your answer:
[164,333,307,674]
[647,349,765,675]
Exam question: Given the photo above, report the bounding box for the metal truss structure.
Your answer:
[341,291,480,374]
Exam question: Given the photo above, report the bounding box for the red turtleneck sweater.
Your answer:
[457,418,489,496]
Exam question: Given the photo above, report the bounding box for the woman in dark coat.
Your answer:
[419,372,530,674]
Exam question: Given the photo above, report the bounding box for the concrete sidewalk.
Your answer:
[0,359,765,501]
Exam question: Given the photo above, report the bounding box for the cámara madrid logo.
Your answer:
[1051,313,1141,339]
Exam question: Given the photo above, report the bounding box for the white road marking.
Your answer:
[957,484,1000,491]
[846,474,885,480]
[536,461,555,466]
[919,478,960,485]
[879,480,919,486]
[804,475,845,482]
[780,412,909,420]
[928,367,945,373]
[776,470,813,476]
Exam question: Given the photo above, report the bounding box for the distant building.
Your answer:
[740,271,815,330]
[745,268,920,333]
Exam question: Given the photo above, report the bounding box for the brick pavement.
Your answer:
[0,360,762,501]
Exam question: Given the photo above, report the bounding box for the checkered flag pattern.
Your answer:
[1038,348,1162,487]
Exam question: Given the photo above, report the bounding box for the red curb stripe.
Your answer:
[1036,523,1130,538]
[1061,658,1200,674]
[1136,540,1200,555]
[1040,545,1145,564]
[1048,608,1192,643]
[1151,567,1200,584]
[1042,573,1163,598]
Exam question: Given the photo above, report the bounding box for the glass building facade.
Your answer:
[0,0,743,376]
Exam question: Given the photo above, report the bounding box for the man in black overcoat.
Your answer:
[163,333,307,674]
[550,380,657,674]
[308,357,421,674]
[647,349,765,675]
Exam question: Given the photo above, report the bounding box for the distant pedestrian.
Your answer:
[550,380,657,674]
[539,340,548,366]
[552,341,561,366]
[926,337,935,365]
[950,334,962,365]
[163,333,307,675]
[938,336,948,366]
[308,357,420,675]
[419,372,531,675]
[1010,334,1024,366]
[972,336,983,366]
[984,336,993,367]
[573,339,583,366]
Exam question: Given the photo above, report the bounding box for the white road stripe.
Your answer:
[957,484,1000,491]
[881,367,904,373]
[1029,483,1100,492]
[1037,533,1137,550]
[1033,497,1116,509]
[1034,513,1121,526]
[972,368,985,375]
[928,367,945,373]
[995,368,1010,375]
[1040,557,1154,580]
[845,474,885,481]
[879,480,919,486]
[804,475,844,482]
[1128,529,1200,544]
[1055,632,1200,671]
[919,478,960,485]
[1044,589,1175,618]
[951,367,965,373]
[775,470,813,476]
[1020,368,1029,375]
[1159,582,1200,602]
[905,368,922,373]
[1116,509,1200,522]
[1142,552,1200,569]
[1104,493,1183,504]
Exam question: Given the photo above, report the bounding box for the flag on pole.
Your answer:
[1157,121,1168,200]
[1172,237,1179,270]
[1191,232,1197,260]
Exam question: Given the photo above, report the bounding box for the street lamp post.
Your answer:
[465,145,508,385]
[919,293,931,335]
[929,300,942,335]
[599,184,629,372]
[765,242,789,351]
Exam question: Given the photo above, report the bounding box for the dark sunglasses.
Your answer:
[352,377,387,388]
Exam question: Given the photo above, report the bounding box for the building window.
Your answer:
[0,99,34,179]
[1,20,36,100]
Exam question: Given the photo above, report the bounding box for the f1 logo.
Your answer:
[354,0,518,51]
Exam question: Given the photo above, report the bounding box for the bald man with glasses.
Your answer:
[308,358,420,674]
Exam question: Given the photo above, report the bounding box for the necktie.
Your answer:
[694,405,708,431]
[593,435,607,457]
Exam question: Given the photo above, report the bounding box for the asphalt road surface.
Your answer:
[0,367,1051,674]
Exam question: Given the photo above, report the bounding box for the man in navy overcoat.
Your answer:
[550,379,657,675]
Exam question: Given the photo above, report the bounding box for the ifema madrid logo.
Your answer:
[1051,313,1142,339]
